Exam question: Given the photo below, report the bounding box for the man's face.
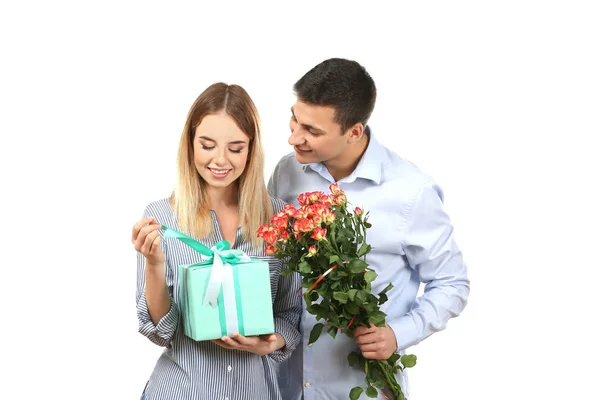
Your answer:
[288,101,349,164]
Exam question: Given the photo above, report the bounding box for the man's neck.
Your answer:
[324,133,370,182]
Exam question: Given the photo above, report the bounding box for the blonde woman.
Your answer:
[131,83,301,400]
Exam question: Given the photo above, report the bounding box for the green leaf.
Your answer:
[368,311,387,326]
[328,313,340,326]
[303,294,312,307]
[348,351,361,367]
[327,326,338,339]
[330,255,340,264]
[366,386,378,398]
[372,380,385,389]
[308,323,324,345]
[349,386,364,400]
[401,354,417,368]
[387,353,401,365]
[345,302,359,314]
[378,293,388,305]
[355,290,367,304]
[333,291,348,304]
[299,261,311,273]
[378,282,394,295]
[309,291,319,301]
[279,268,292,276]
[364,271,377,284]
[347,289,358,302]
[315,306,329,320]
[357,243,371,257]
[364,221,372,228]
[363,302,376,313]
[349,259,368,274]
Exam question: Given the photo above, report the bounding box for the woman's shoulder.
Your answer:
[268,196,287,214]
[141,197,175,224]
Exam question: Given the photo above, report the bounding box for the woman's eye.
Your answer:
[229,149,242,154]
[201,145,215,150]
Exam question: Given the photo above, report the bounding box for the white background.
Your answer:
[1,1,599,399]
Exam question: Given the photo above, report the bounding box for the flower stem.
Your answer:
[376,360,403,400]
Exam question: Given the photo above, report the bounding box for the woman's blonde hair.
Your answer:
[171,82,271,248]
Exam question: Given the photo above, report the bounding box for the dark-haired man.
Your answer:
[269,58,470,399]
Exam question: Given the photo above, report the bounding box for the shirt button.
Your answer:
[305,382,311,388]
[227,365,232,372]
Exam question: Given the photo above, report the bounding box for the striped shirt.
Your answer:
[136,197,302,400]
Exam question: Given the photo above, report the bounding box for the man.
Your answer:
[268,58,470,399]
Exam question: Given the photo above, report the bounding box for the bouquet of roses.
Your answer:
[257,183,416,400]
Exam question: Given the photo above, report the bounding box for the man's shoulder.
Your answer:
[274,152,303,173]
[379,145,437,194]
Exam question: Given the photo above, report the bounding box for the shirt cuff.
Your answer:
[388,315,420,352]
[137,291,179,345]
[269,317,301,363]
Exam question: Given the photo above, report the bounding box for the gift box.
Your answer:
[161,225,275,341]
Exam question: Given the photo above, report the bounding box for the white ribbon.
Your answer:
[221,265,239,336]
[201,247,251,308]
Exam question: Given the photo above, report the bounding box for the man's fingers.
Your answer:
[361,351,387,360]
[358,342,384,353]
[353,325,377,337]
[355,331,379,345]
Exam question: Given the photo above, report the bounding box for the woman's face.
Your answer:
[193,113,251,190]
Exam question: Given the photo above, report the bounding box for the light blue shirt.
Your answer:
[268,130,470,400]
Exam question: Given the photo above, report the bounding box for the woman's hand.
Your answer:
[211,333,285,356]
[132,217,165,267]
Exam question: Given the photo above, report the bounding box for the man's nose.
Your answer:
[288,126,304,146]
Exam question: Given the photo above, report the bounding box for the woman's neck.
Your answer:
[206,184,239,210]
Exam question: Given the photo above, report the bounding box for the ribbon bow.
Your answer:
[161,225,251,308]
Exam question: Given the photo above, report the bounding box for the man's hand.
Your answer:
[354,323,398,360]
[211,333,285,356]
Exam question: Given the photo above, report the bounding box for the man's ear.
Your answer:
[345,122,365,144]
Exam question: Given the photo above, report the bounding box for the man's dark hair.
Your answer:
[293,58,377,133]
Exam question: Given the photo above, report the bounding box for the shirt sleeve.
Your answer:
[388,182,470,351]
[267,165,278,198]
[269,260,303,363]
[135,207,180,347]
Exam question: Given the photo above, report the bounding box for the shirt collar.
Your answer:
[302,126,384,184]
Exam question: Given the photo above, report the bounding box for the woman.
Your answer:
[131,83,301,400]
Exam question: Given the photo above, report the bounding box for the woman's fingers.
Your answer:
[132,217,155,242]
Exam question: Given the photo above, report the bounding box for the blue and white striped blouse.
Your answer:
[136,197,302,400]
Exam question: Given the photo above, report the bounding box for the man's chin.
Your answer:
[294,151,316,164]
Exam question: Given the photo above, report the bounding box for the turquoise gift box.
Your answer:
[161,225,275,341]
